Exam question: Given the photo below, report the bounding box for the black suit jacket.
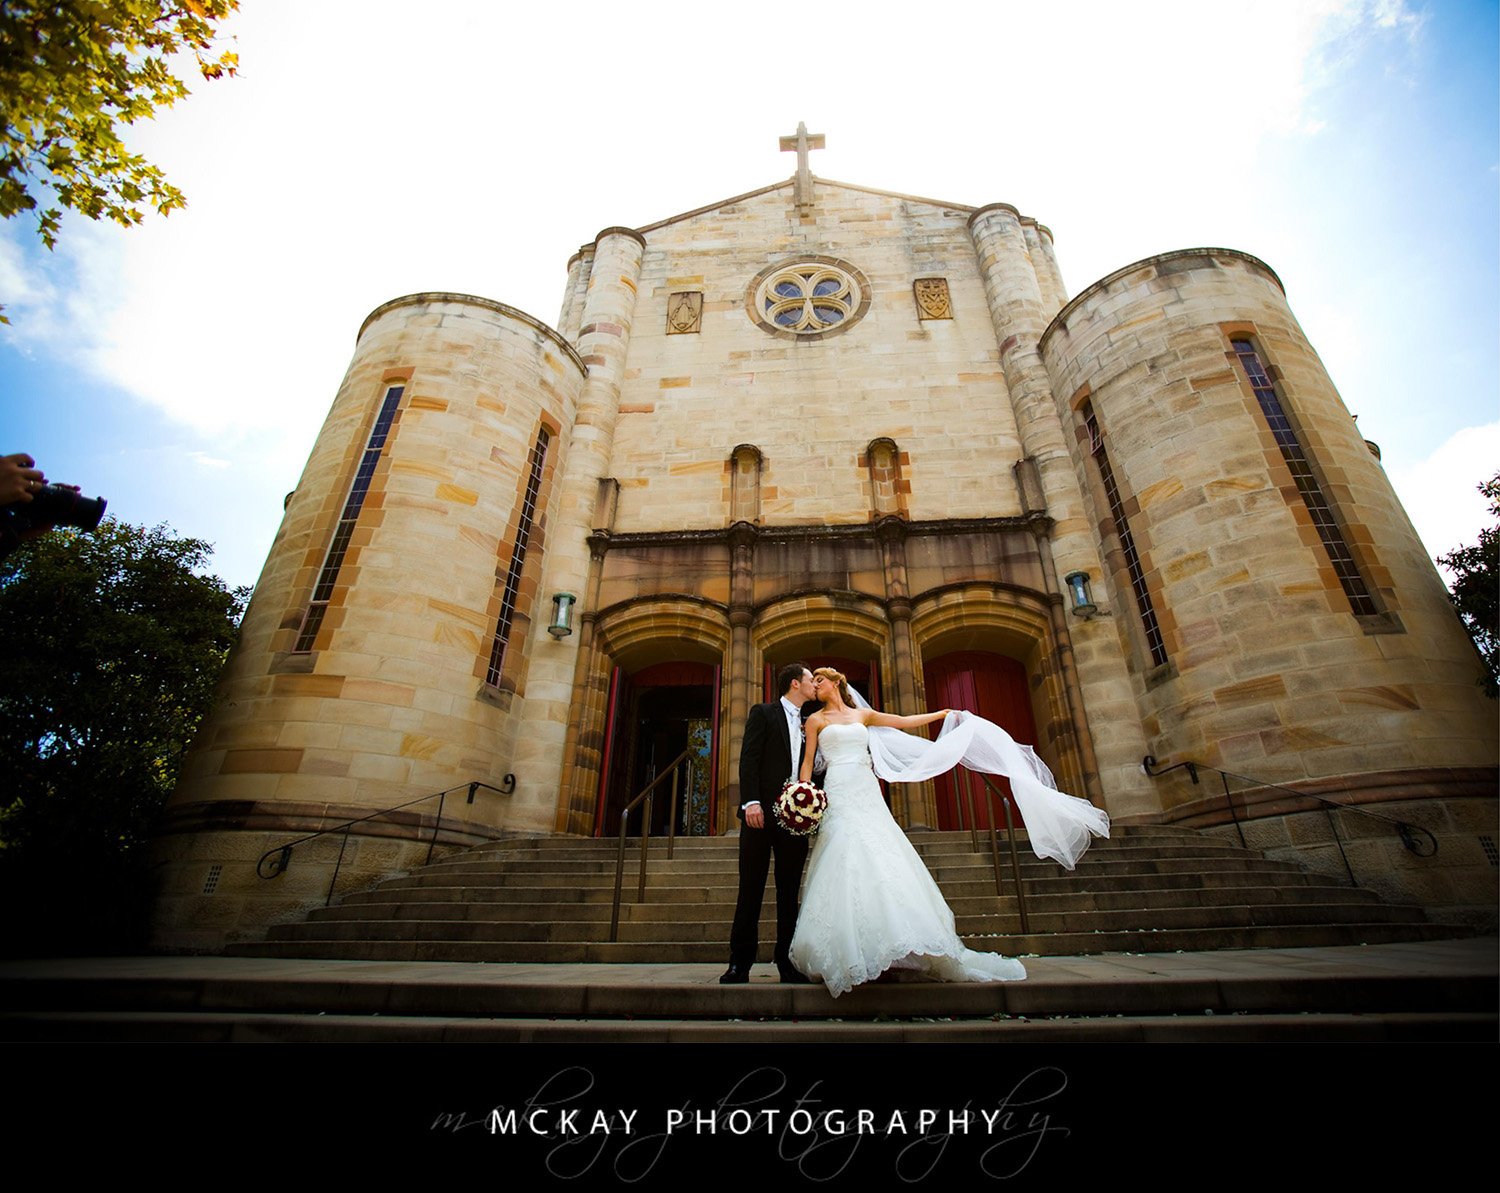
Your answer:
[738,700,821,820]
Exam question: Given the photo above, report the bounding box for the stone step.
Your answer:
[233,921,1469,962]
[424,840,1285,873]
[449,837,1252,866]
[12,940,1492,1044]
[463,824,1232,853]
[315,882,1391,923]
[336,866,1356,908]
[270,901,1428,945]
[7,1010,1490,1043]
[9,943,1494,1020]
[385,853,1319,888]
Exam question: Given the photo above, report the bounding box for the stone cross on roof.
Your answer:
[779,121,825,215]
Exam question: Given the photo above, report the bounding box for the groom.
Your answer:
[721,662,819,984]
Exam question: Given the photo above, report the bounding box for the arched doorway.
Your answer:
[596,660,719,838]
[922,650,1037,830]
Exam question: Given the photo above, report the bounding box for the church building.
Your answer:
[150,127,1497,950]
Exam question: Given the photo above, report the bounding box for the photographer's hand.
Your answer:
[0,453,45,505]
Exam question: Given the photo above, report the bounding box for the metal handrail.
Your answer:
[255,775,516,905]
[953,768,1032,935]
[1141,754,1439,888]
[608,747,695,942]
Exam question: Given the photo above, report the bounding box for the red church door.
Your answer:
[922,651,1037,830]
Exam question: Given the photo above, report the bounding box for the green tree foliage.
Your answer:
[0,520,248,954]
[0,0,239,249]
[1437,473,1499,698]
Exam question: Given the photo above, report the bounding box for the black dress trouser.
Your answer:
[728,817,809,969]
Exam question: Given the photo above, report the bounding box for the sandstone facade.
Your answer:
[151,163,1497,949]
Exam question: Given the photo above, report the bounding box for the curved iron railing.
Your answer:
[1141,755,1438,888]
[255,775,516,905]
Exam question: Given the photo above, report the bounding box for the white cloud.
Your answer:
[4,0,1479,569]
[1371,0,1423,34]
[1387,422,1500,567]
[1280,0,1425,125]
[0,232,53,314]
[10,0,1433,433]
[0,218,126,356]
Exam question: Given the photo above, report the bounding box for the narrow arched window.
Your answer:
[485,426,552,687]
[1230,339,1377,616]
[294,382,405,653]
[1082,400,1167,667]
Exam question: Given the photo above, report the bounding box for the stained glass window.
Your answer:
[294,384,404,652]
[485,427,552,687]
[1083,400,1168,667]
[1231,340,1378,616]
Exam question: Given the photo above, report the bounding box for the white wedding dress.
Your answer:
[788,720,1029,997]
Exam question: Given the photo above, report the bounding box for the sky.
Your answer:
[1,0,1496,593]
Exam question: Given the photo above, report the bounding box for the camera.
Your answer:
[0,484,108,555]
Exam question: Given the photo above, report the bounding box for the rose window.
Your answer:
[747,257,869,339]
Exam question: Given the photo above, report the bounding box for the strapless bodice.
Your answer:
[818,721,873,768]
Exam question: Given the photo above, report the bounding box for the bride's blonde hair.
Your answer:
[813,666,855,707]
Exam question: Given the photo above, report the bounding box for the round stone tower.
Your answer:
[150,294,586,950]
[1040,248,1496,912]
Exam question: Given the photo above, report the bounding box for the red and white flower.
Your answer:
[773,779,828,837]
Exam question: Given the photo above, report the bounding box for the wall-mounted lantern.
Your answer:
[547,592,577,639]
[1064,572,1098,619]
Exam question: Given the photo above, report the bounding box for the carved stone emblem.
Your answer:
[914,277,952,321]
[667,291,703,334]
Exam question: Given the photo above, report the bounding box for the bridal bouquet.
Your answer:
[773,779,828,836]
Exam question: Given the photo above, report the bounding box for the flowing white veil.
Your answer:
[843,685,1110,870]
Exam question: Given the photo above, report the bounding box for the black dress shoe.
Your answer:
[719,964,750,985]
[778,968,811,984]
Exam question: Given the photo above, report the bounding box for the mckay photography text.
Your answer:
[430,1064,1072,1181]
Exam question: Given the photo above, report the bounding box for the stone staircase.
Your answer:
[9,825,1484,1043]
[229,824,1465,963]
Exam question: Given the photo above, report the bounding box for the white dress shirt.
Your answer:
[780,695,804,780]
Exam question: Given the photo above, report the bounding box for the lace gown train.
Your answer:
[788,721,1027,997]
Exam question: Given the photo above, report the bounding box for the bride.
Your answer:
[787,666,1109,997]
